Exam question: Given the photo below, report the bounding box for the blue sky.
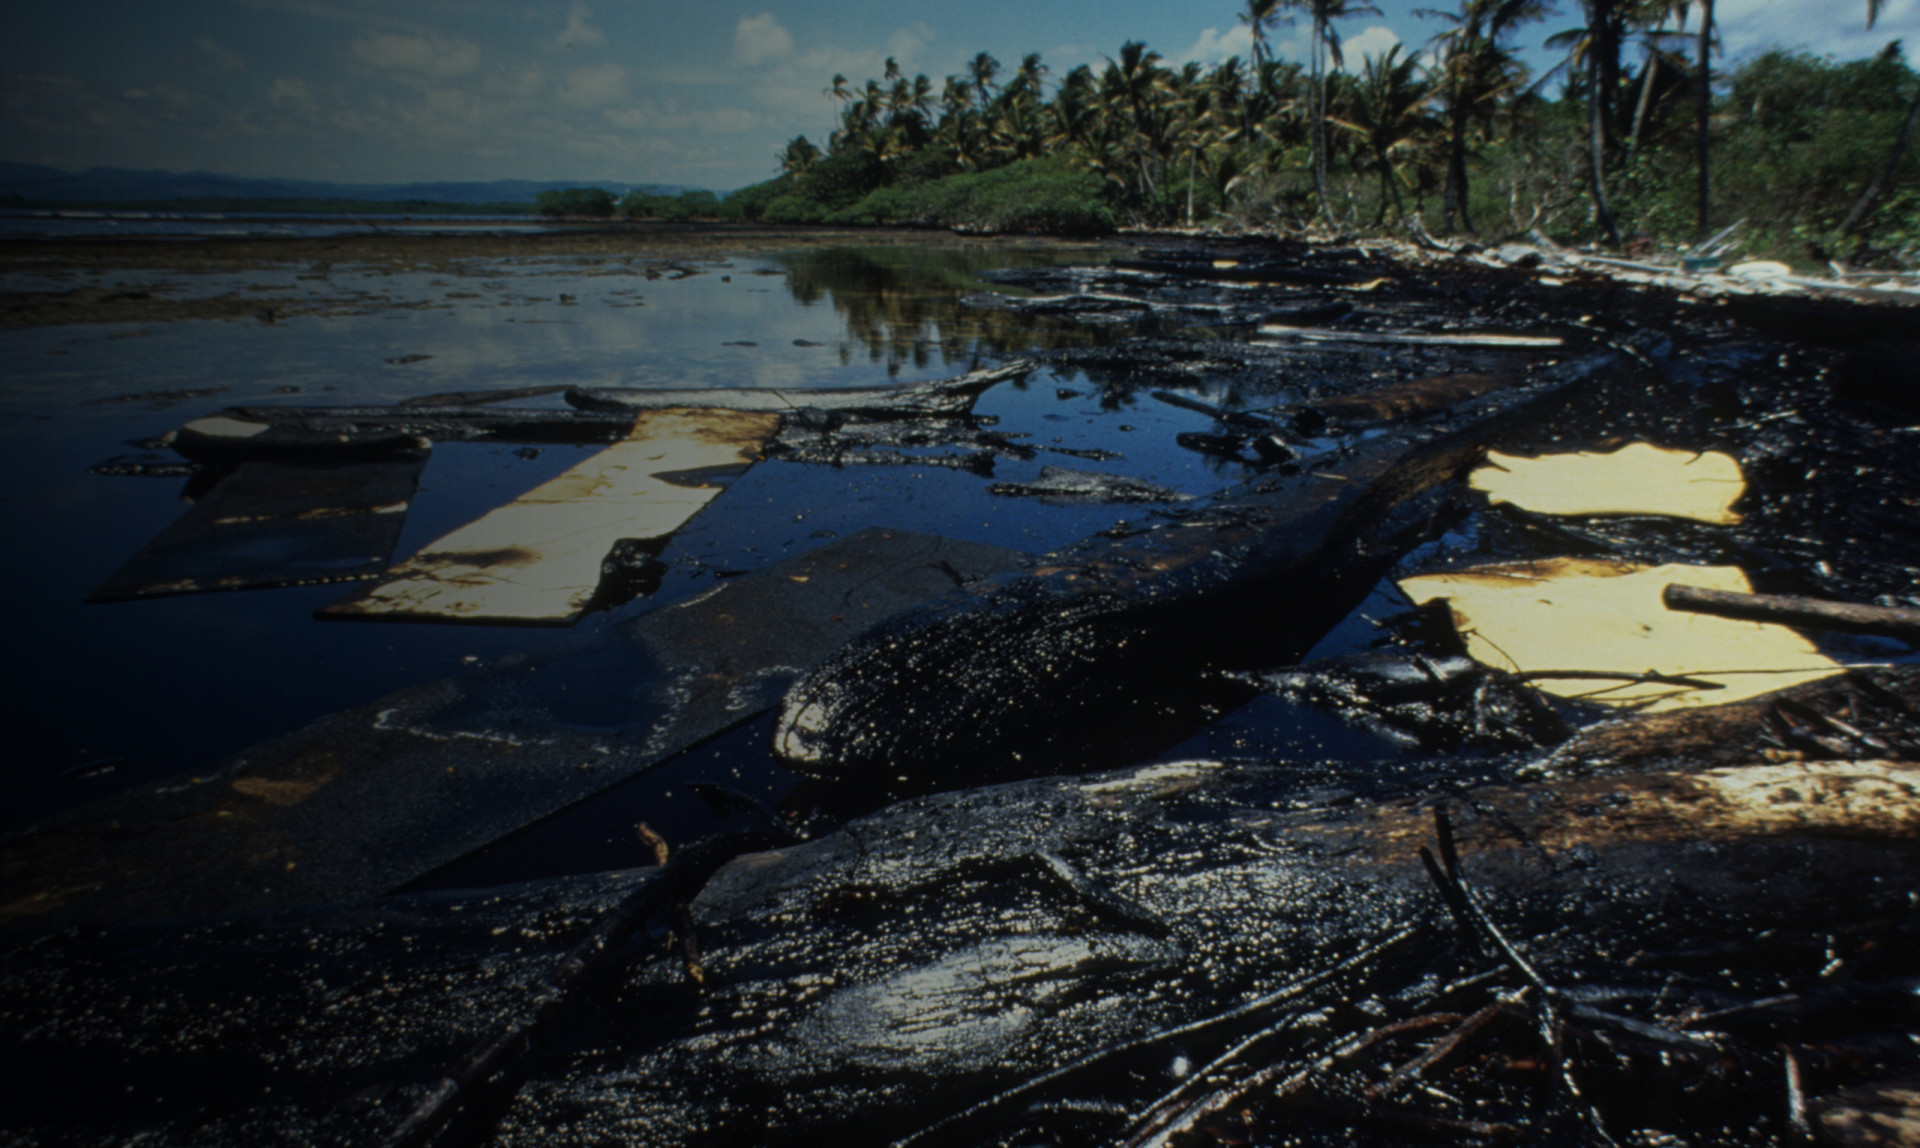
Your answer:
[3,0,1913,191]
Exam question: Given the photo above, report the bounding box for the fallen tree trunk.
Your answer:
[1664,582,1920,644]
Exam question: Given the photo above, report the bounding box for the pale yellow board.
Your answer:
[1398,559,1845,712]
[325,408,780,624]
[1471,442,1745,524]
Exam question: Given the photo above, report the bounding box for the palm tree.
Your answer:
[780,135,821,175]
[1328,45,1437,224]
[968,52,1002,111]
[1290,0,1381,219]
[1102,41,1175,210]
[1422,0,1550,234]
[1839,0,1920,242]
[1542,0,1628,243]
[1693,0,1715,239]
[1242,0,1288,69]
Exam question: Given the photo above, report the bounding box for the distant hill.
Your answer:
[0,163,698,205]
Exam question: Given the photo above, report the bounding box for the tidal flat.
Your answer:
[4,224,1919,1147]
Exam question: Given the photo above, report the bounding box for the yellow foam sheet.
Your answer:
[325,408,780,624]
[1470,442,1745,525]
[1397,559,1845,712]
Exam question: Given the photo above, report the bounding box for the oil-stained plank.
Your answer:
[321,408,781,625]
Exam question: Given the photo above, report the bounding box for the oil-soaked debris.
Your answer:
[79,386,227,407]
[321,408,781,625]
[87,453,201,478]
[986,465,1193,504]
[567,360,1034,418]
[773,352,1629,787]
[5,693,1918,1147]
[1232,653,1573,753]
[88,456,428,601]
[1174,429,1293,468]
[98,363,1040,613]
[398,384,571,409]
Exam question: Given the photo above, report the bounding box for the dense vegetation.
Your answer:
[676,0,1917,263]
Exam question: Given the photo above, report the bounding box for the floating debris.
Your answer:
[1469,442,1746,524]
[80,387,227,408]
[397,384,571,409]
[88,457,427,601]
[1398,559,1847,711]
[322,408,781,625]
[1279,371,1526,429]
[566,360,1035,419]
[1256,324,1563,348]
[173,406,632,459]
[987,466,1193,504]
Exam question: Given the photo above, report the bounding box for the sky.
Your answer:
[3,0,1915,192]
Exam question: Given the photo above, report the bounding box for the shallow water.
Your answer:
[0,243,1255,830]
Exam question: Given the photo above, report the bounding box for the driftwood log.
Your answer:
[1665,582,1920,644]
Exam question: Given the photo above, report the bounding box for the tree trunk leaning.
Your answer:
[1838,78,1920,244]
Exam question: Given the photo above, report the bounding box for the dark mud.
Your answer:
[4,705,1917,1147]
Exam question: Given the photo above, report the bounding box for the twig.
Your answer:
[892,928,1422,1148]
[1784,1044,1812,1145]
[381,827,791,1148]
[1505,668,1726,691]
[1364,996,1517,1099]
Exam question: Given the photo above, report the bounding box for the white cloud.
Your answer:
[194,37,246,73]
[733,13,795,67]
[558,63,626,107]
[266,76,316,111]
[1337,25,1403,70]
[888,22,934,63]
[351,33,480,79]
[603,102,757,133]
[1178,25,1254,66]
[1716,0,1919,61]
[554,2,605,50]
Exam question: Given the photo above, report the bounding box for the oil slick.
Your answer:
[1470,442,1746,524]
[322,408,780,626]
[87,457,428,601]
[1397,559,1846,711]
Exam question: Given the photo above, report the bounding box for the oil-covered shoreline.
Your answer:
[4,230,1919,1147]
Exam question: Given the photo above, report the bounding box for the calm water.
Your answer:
[0,210,561,240]
[0,243,1267,829]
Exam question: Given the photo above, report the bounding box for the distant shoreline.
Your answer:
[0,223,1115,328]
[0,198,541,217]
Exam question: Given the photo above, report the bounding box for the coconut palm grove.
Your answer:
[602,0,1918,265]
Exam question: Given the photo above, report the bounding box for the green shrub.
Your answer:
[618,189,720,221]
[828,159,1118,234]
[717,177,790,220]
[535,187,615,218]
